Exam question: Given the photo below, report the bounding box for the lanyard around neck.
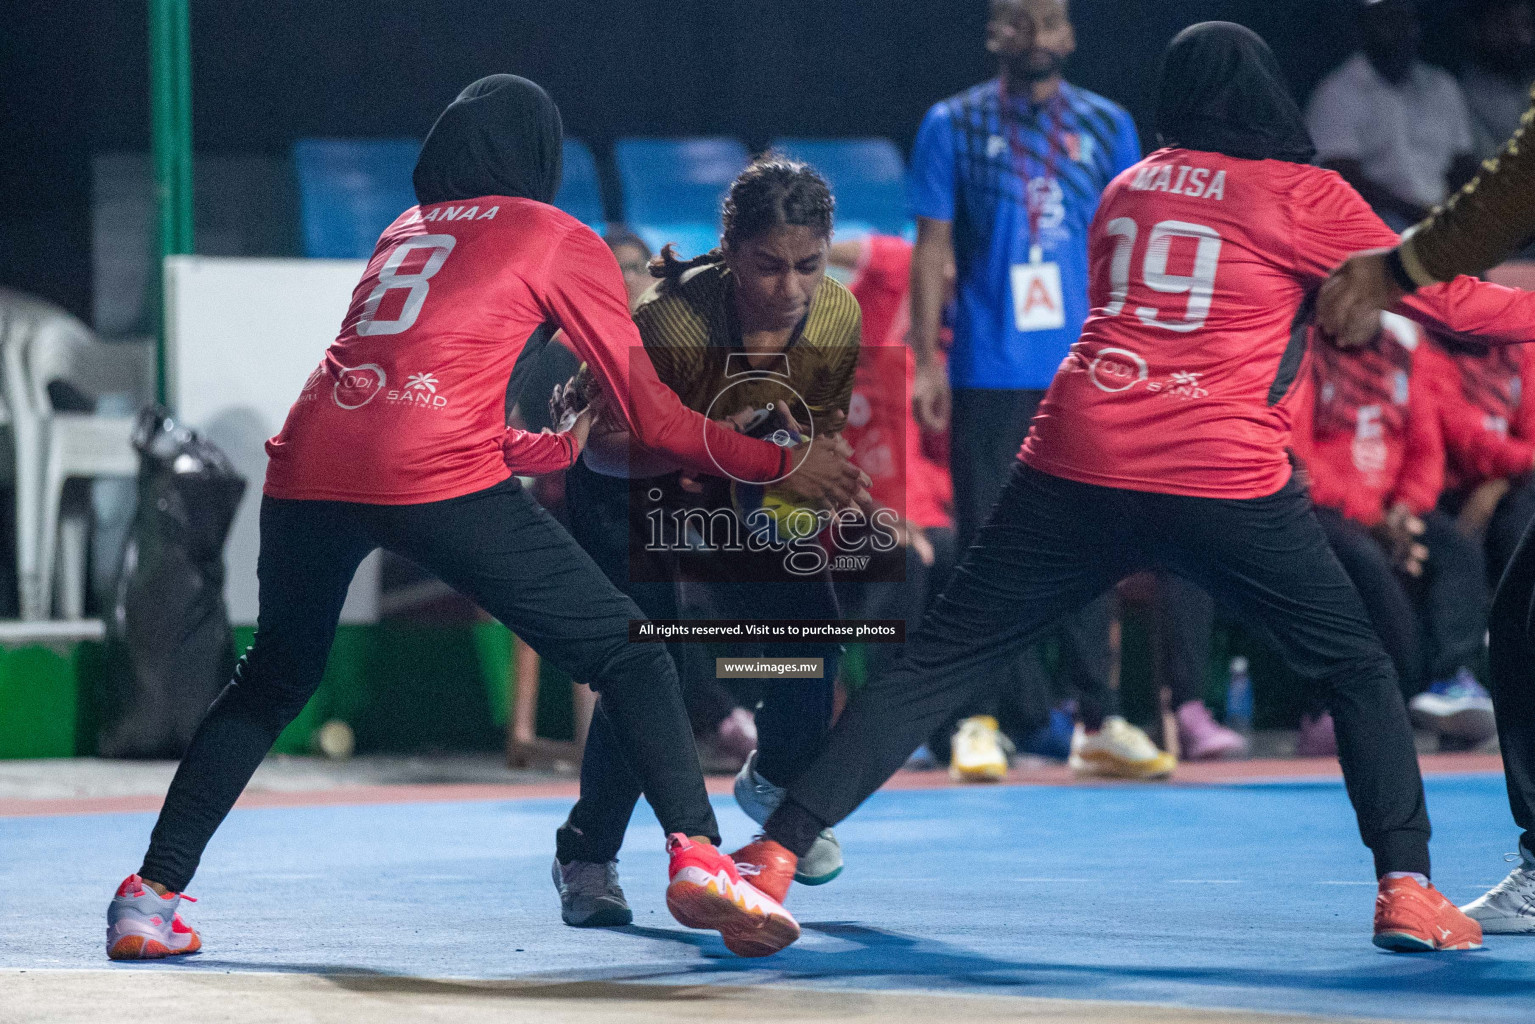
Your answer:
[999,79,1067,260]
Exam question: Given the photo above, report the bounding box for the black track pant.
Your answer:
[1486,514,1535,858]
[949,387,1118,730]
[1316,507,1487,695]
[139,478,717,892]
[1487,477,1535,588]
[838,526,960,693]
[1156,572,1215,709]
[556,463,837,865]
[766,463,1431,878]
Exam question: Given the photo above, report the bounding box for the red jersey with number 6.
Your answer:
[1288,315,1444,527]
[1021,147,1535,500]
[265,197,785,504]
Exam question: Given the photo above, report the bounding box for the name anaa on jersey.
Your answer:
[414,205,501,223]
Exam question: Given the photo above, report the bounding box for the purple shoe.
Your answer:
[1176,700,1248,760]
[1296,711,1337,757]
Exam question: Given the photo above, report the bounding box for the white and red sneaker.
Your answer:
[664,834,800,957]
[106,874,202,960]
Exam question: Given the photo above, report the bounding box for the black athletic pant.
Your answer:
[557,461,727,737]
[1316,506,1487,692]
[138,478,718,892]
[1315,507,1423,692]
[556,463,838,865]
[1486,477,1535,588]
[836,526,959,693]
[948,387,1118,730]
[1486,513,1535,858]
[766,463,1432,878]
[1155,572,1215,709]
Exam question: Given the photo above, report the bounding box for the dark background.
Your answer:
[3,0,1466,322]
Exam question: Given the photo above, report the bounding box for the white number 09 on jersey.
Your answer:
[1102,218,1222,333]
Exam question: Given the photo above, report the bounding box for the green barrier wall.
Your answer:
[0,612,1310,760]
[0,623,584,760]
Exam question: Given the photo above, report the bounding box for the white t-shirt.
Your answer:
[1461,66,1535,159]
[1306,52,1474,210]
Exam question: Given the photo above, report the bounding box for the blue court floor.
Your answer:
[2,774,1530,1022]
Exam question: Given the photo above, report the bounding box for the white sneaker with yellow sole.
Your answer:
[1069,716,1176,780]
[949,715,1012,782]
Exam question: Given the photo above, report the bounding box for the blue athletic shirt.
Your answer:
[910,79,1141,390]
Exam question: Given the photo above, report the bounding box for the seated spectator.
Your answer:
[1461,0,1535,158]
[1307,0,1479,229]
[1426,334,1535,578]
[603,227,657,310]
[1292,315,1495,753]
[1420,333,1535,751]
[829,233,960,722]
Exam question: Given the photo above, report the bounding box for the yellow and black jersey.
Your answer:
[632,261,862,439]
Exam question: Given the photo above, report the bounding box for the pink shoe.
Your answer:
[1296,712,1337,757]
[1176,700,1248,760]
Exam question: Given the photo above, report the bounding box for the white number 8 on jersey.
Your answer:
[355,234,457,337]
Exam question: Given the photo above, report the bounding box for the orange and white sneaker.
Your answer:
[1373,874,1483,952]
[106,874,202,960]
[729,836,798,904]
[664,834,799,958]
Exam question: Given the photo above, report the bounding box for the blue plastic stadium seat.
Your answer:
[296,137,604,259]
[555,139,605,230]
[770,137,910,237]
[614,137,750,226]
[293,138,420,259]
[632,223,723,261]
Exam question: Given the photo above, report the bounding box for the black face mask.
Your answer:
[1154,21,1316,165]
[413,74,564,206]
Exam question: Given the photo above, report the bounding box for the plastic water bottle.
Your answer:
[1226,656,1253,735]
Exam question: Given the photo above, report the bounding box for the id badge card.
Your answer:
[1010,248,1065,332]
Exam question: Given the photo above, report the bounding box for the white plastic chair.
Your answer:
[0,291,151,620]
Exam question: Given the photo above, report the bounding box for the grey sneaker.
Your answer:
[1459,846,1535,934]
[733,751,843,886]
[106,874,202,960]
[551,857,633,927]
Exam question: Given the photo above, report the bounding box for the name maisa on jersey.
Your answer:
[1127,165,1226,201]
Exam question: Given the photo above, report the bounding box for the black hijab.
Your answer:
[1154,22,1316,165]
[413,75,564,206]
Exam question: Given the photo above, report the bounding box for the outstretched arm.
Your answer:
[1319,87,1535,346]
[1297,171,1535,349]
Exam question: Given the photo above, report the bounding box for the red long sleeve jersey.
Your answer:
[1290,315,1443,527]
[1021,148,1535,500]
[265,198,784,504]
[1420,339,1535,493]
